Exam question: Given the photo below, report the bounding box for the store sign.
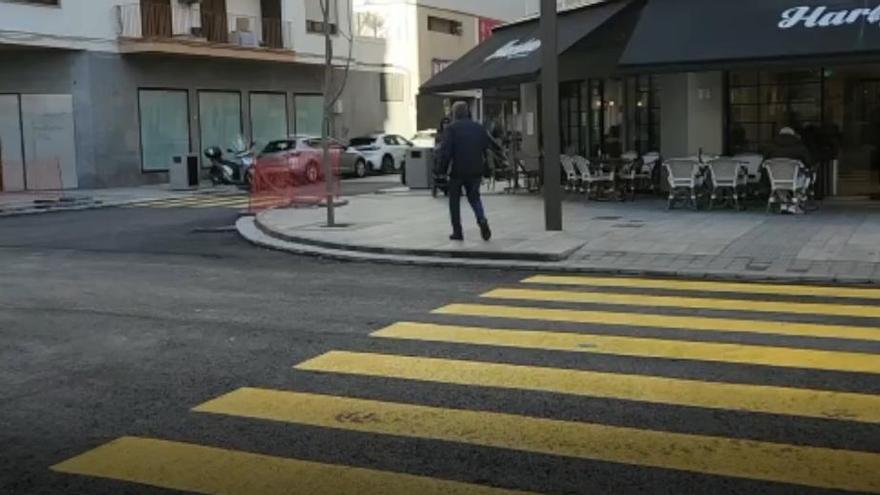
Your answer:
[779,5,880,29]
[485,38,541,62]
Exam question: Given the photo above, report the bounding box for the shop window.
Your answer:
[199,91,243,160]
[295,94,324,136]
[139,89,189,172]
[727,69,822,154]
[250,93,288,152]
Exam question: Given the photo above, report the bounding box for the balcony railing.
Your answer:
[116,4,294,50]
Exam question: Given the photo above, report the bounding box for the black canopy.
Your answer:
[621,0,880,69]
[421,0,632,94]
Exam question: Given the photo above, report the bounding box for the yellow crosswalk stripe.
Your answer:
[484,288,880,319]
[189,197,251,208]
[194,388,880,493]
[371,322,880,374]
[523,275,880,300]
[434,304,880,342]
[298,351,880,423]
[52,437,530,495]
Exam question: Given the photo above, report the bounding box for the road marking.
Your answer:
[52,437,530,495]
[194,388,880,493]
[371,322,880,375]
[297,351,880,423]
[483,288,880,319]
[523,275,880,300]
[189,197,251,208]
[435,304,880,342]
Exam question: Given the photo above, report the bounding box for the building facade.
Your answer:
[352,0,534,137]
[0,0,403,190]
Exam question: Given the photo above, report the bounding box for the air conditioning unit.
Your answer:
[453,23,463,35]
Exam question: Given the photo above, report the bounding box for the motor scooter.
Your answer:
[204,139,255,188]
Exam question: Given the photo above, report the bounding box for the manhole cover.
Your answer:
[593,216,622,221]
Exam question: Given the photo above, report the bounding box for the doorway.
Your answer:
[140,0,172,38]
[0,95,25,192]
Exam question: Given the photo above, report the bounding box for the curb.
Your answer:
[254,214,578,262]
[237,217,880,286]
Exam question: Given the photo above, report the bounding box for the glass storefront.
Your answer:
[727,66,880,197]
[139,89,190,172]
[560,76,660,158]
[198,91,243,157]
[250,92,288,151]
[294,94,324,136]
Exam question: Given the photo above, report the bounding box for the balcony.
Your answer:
[115,3,296,62]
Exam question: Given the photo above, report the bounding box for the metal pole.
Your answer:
[321,0,335,226]
[541,0,562,231]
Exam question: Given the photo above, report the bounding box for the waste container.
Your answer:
[405,147,434,189]
[170,154,200,190]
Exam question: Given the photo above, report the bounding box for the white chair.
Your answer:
[707,158,748,210]
[635,151,660,191]
[560,154,580,192]
[618,153,640,201]
[664,159,702,210]
[764,158,804,213]
[573,155,614,200]
[732,153,765,186]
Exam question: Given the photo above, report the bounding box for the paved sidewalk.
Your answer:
[240,189,880,283]
[0,184,240,217]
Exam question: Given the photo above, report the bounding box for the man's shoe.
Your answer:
[479,220,492,241]
[450,233,464,241]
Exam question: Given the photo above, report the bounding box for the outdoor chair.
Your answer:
[635,151,660,192]
[617,153,641,201]
[707,158,748,210]
[519,156,542,193]
[574,156,614,200]
[732,152,765,196]
[664,158,703,210]
[561,154,580,192]
[764,158,805,213]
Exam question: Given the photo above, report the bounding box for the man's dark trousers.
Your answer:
[449,177,486,236]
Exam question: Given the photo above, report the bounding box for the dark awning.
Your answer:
[621,0,880,70]
[421,0,633,94]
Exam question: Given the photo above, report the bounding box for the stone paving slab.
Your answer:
[247,191,880,284]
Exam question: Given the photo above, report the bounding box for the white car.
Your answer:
[411,129,438,149]
[348,134,413,173]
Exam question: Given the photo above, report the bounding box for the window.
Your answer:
[355,11,386,39]
[349,137,377,147]
[380,73,404,102]
[427,16,462,36]
[249,93,288,152]
[295,94,324,136]
[138,90,189,172]
[305,0,338,34]
[262,140,293,154]
[727,69,822,154]
[383,136,398,146]
[198,91,242,162]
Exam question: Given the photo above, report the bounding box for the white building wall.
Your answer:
[659,72,725,158]
[0,0,121,51]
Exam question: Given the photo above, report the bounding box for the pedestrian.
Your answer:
[439,101,492,242]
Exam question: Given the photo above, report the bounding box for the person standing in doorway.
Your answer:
[439,101,492,241]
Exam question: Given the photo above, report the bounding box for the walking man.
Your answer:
[438,101,492,241]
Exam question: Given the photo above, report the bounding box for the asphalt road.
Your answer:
[0,177,878,495]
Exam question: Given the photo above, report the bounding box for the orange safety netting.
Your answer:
[248,148,342,213]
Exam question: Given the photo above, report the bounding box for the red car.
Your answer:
[257,136,366,183]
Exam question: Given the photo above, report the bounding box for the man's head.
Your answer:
[452,101,470,121]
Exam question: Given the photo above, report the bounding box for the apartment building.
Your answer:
[351,0,534,136]
[0,0,401,190]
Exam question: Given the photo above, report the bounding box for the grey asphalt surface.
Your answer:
[0,177,878,495]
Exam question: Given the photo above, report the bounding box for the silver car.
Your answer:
[258,136,369,180]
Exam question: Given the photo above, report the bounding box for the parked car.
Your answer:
[411,129,438,148]
[348,133,413,173]
[257,136,368,182]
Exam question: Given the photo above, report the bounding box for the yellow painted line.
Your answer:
[371,322,880,375]
[297,351,880,423]
[52,436,529,495]
[484,288,880,319]
[190,197,251,208]
[524,275,880,300]
[194,388,880,493]
[141,197,208,208]
[434,304,880,342]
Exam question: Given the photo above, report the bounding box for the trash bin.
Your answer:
[405,147,434,189]
[170,154,200,190]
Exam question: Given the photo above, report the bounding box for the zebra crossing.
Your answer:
[52,274,880,494]
[122,194,269,210]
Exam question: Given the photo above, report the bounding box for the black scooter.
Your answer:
[204,145,255,189]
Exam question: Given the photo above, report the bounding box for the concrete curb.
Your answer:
[254,214,579,262]
[237,217,880,286]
